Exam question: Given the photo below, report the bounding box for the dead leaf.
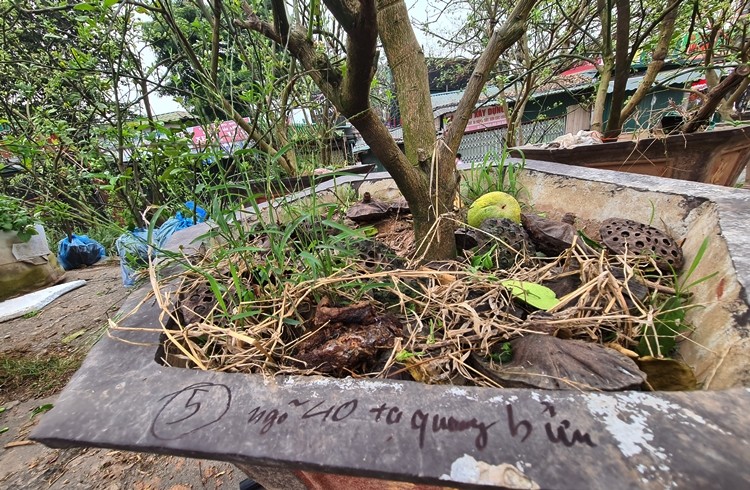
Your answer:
[606,342,639,358]
[472,335,646,391]
[61,329,86,344]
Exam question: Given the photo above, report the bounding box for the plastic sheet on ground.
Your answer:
[0,280,87,323]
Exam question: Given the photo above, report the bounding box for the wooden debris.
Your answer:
[522,213,579,256]
[346,192,392,223]
[387,198,411,215]
[4,440,36,448]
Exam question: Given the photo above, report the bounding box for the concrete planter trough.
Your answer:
[32,160,750,489]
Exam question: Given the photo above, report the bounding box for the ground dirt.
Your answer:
[0,259,245,489]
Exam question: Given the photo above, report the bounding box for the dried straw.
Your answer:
[145,229,689,387]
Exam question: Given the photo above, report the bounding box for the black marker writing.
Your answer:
[411,409,496,450]
[248,406,288,435]
[290,399,359,423]
[370,403,403,425]
[151,383,231,440]
[506,405,532,442]
[545,420,597,447]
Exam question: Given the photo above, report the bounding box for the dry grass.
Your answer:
[122,228,688,388]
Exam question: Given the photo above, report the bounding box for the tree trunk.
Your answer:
[238,0,537,261]
[603,0,630,139]
[375,0,455,260]
[508,75,533,146]
[590,60,613,132]
[591,0,613,133]
[376,0,434,169]
[718,77,750,121]
[443,0,537,152]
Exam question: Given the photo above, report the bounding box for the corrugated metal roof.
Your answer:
[431,71,598,116]
[619,66,714,92]
[153,111,196,123]
[432,86,502,116]
[430,90,466,111]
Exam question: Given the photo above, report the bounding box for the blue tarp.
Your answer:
[116,201,207,286]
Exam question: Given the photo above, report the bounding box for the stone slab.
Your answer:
[31,161,750,489]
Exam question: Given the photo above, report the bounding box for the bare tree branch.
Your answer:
[620,0,681,122]
[443,0,538,151]
[210,0,222,86]
[235,8,342,107]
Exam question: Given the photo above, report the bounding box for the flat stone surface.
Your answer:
[28,281,750,489]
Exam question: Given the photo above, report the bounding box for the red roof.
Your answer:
[560,63,598,76]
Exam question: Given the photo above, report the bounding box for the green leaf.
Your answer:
[229,309,262,321]
[500,280,559,310]
[30,404,54,418]
[395,350,424,362]
[637,296,691,358]
[359,226,378,237]
[0,427,8,434]
[320,219,365,238]
[679,237,717,290]
[104,0,119,7]
[73,3,95,10]
[577,230,603,249]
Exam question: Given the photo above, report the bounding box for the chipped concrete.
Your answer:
[586,395,668,460]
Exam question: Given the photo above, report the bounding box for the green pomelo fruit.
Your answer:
[467,191,521,227]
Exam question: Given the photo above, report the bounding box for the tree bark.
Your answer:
[603,0,630,139]
[591,0,613,133]
[591,59,613,132]
[443,0,537,151]
[718,77,750,121]
[238,0,445,258]
[376,0,455,259]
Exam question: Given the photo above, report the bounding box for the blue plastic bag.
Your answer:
[116,202,208,286]
[115,228,150,286]
[57,234,106,270]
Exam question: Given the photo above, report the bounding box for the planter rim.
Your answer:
[31,161,750,489]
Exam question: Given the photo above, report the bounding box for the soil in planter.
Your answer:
[145,202,700,393]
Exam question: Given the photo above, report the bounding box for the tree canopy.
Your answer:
[3,0,750,258]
